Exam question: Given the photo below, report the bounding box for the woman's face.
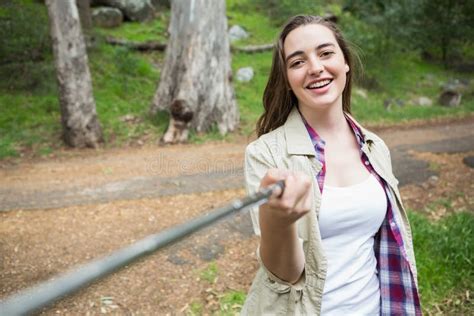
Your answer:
[284,24,349,115]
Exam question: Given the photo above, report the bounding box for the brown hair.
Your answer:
[256,15,356,137]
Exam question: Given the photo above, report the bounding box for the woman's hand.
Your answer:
[258,169,312,283]
[259,169,313,226]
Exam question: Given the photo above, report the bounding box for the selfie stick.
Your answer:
[0,180,285,316]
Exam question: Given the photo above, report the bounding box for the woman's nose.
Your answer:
[308,57,323,75]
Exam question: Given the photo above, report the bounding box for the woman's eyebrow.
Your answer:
[285,43,336,62]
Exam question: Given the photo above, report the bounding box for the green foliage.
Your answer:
[0,0,55,93]
[89,46,161,145]
[95,12,170,42]
[409,211,474,313]
[219,290,246,315]
[413,0,474,65]
[0,135,19,159]
[252,0,324,25]
[0,0,51,65]
[0,93,61,158]
[209,212,474,315]
[227,4,278,46]
[232,51,272,135]
[344,0,474,66]
[1,1,474,159]
[186,301,203,316]
[0,31,162,158]
[199,262,218,284]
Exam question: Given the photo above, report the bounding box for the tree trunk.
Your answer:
[76,0,92,32]
[149,0,239,144]
[46,0,103,148]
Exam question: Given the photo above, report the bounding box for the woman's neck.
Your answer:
[299,105,349,141]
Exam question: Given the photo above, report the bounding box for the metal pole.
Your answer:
[0,181,284,315]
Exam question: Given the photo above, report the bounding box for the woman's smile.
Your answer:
[284,24,350,114]
[306,78,334,94]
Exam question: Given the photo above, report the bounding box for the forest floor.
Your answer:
[0,117,473,315]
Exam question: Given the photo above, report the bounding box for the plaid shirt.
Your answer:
[304,116,422,315]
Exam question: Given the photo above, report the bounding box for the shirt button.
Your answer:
[390,221,396,227]
[364,160,370,166]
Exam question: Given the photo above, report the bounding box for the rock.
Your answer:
[167,253,191,265]
[421,175,439,190]
[195,243,224,261]
[463,156,474,169]
[93,0,154,22]
[413,96,433,107]
[384,98,405,111]
[92,7,123,28]
[442,78,470,93]
[423,73,436,82]
[228,25,248,42]
[236,67,254,82]
[354,88,368,99]
[439,90,462,107]
[438,78,470,107]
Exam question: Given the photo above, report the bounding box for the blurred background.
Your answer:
[0,0,473,157]
[0,0,473,315]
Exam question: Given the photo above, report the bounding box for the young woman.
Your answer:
[242,15,421,315]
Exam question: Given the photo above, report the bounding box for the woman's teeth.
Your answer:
[308,79,332,89]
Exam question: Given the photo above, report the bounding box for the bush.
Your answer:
[0,0,54,92]
[343,0,474,67]
[0,0,51,65]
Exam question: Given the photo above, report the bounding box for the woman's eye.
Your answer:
[290,60,303,68]
[321,51,335,57]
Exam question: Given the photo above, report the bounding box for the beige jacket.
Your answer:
[242,108,417,315]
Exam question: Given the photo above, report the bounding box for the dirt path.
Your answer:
[0,117,473,211]
[0,118,473,315]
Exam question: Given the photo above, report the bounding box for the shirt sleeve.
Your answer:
[244,140,276,236]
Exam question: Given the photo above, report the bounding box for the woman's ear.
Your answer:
[345,64,350,73]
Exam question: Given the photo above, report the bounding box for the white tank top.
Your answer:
[319,173,387,315]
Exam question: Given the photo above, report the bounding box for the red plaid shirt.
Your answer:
[304,115,422,315]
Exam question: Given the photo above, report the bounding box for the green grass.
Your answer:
[193,212,474,315]
[409,211,474,314]
[1,2,473,159]
[227,0,278,46]
[218,290,246,315]
[350,51,474,124]
[185,212,473,315]
[187,301,204,316]
[95,12,170,42]
[88,44,165,145]
[199,262,219,284]
[232,51,272,135]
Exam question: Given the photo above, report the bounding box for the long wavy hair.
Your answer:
[256,15,356,137]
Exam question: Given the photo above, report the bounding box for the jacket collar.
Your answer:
[283,107,377,156]
[344,112,377,144]
[283,107,317,156]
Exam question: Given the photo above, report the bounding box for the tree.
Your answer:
[149,0,239,143]
[417,0,474,66]
[76,0,92,33]
[45,0,103,148]
[344,0,474,67]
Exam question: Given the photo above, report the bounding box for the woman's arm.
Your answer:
[258,169,312,284]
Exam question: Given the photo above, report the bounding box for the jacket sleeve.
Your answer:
[244,139,276,236]
[244,139,307,287]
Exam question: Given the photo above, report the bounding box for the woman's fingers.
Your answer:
[261,169,312,222]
